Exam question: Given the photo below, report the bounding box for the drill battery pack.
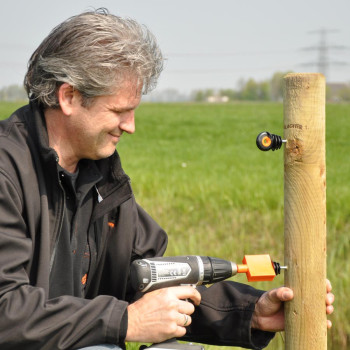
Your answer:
[140,339,204,350]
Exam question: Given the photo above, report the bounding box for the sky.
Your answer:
[1,0,349,95]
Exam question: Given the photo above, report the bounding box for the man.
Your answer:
[0,9,333,350]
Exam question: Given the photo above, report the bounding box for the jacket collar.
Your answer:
[26,101,58,165]
[25,101,130,196]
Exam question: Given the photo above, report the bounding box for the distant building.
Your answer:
[142,88,190,102]
[207,95,229,103]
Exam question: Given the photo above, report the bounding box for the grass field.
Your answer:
[1,101,349,349]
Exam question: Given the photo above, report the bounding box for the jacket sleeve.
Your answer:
[0,170,127,350]
[182,281,275,350]
[133,203,168,258]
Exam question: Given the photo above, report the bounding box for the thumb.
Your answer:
[253,287,293,332]
[258,287,293,313]
[272,287,294,302]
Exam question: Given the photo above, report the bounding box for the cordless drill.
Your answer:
[130,254,285,293]
[130,255,285,350]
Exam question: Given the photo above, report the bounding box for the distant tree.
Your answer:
[191,71,298,102]
[241,79,260,100]
[326,83,350,102]
[0,84,27,101]
[219,89,238,101]
[259,81,270,101]
[193,90,206,102]
[338,85,350,101]
[193,89,216,102]
[325,85,333,101]
[270,71,293,101]
[236,78,246,93]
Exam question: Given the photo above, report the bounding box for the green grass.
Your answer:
[118,102,349,350]
[1,101,349,349]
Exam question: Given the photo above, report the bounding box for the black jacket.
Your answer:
[0,103,274,349]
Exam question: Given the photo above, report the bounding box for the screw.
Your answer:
[273,262,288,275]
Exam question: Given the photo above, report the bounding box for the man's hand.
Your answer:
[126,286,201,343]
[251,279,334,332]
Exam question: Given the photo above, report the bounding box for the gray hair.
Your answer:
[24,8,163,108]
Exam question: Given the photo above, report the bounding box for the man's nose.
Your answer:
[120,111,135,134]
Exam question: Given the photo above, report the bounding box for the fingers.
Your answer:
[174,287,197,329]
[325,281,333,328]
[182,314,190,326]
[326,304,334,315]
[256,281,334,333]
[326,292,334,307]
[172,286,201,306]
[177,313,192,327]
[126,286,199,343]
[325,279,334,317]
[178,299,195,315]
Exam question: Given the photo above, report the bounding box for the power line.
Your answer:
[164,49,297,57]
[300,28,349,80]
[164,64,294,75]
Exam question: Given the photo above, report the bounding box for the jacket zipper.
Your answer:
[85,182,133,293]
[49,166,66,274]
[95,185,103,202]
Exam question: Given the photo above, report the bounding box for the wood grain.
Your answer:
[283,73,327,349]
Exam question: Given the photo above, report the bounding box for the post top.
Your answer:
[284,72,325,83]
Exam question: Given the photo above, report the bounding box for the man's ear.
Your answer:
[57,83,76,116]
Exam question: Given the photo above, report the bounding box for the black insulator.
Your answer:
[273,261,281,275]
[270,134,283,151]
[256,131,284,151]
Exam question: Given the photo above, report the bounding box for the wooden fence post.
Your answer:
[283,73,327,349]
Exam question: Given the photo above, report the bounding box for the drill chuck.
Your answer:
[200,256,237,283]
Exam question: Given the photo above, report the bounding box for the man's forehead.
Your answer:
[110,85,142,109]
[119,74,142,91]
[114,78,142,97]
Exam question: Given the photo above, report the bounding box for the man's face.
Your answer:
[68,79,141,161]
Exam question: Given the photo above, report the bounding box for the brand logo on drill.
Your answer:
[157,262,191,279]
